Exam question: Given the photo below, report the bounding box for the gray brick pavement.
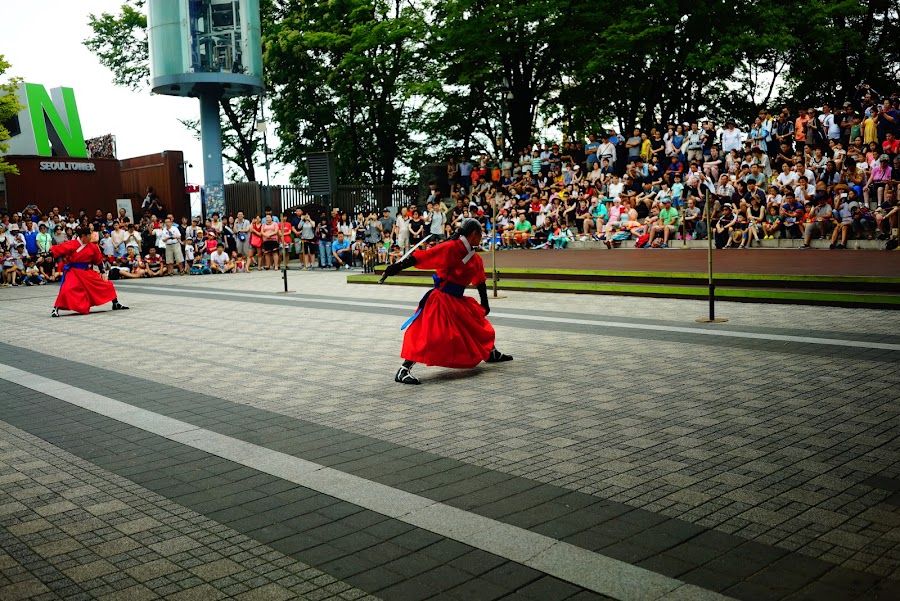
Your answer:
[1,273,899,595]
[0,420,376,601]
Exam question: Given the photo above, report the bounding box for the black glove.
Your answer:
[379,254,417,283]
[477,282,490,316]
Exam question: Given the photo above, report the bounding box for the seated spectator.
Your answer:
[864,154,893,207]
[648,197,679,247]
[874,186,898,239]
[715,204,738,248]
[332,231,353,269]
[683,197,702,239]
[22,258,45,286]
[780,193,805,238]
[762,203,782,239]
[801,194,834,248]
[143,247,164,277]
[210,243,235,273]
[830,190,858,249]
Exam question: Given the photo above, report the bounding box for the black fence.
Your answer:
[225,183,418,219]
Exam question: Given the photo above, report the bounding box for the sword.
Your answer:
[379,234,433,283]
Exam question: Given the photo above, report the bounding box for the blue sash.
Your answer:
[61,262,91,285]
[400,274,466,330]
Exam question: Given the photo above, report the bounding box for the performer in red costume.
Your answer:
[49,227,129,317]
[380,218,512,384]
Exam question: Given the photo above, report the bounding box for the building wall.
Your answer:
[2,151,187,219]
[119,150,188,218]
[2,156,122,215]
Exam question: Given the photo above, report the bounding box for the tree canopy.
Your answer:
[0,55,24,175]
[84,0,900,185]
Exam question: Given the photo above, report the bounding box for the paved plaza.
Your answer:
[0,270,899,600]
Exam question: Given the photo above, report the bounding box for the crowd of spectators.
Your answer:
[3,89,900,287]
[441,86,899,250]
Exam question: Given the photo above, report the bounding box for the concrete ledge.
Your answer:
[562,238,889,250]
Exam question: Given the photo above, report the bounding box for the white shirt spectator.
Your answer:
[794,183,816,201]
[210,249,229,267]
[721,128,743,153]
[161,225,181,245]
[818,112,840,140]
[777,171,798,187]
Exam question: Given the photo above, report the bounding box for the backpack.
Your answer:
[635,233,650,248]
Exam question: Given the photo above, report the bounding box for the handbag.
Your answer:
[249,232,262,248]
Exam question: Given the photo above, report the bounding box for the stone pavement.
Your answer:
[0,270,898,600]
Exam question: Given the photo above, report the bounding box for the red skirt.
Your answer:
[55,268,118,314]
[401,290,495,369]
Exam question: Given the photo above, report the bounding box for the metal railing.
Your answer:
[225,183,418,218]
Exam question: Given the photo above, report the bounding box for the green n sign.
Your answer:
[2,82,87,158]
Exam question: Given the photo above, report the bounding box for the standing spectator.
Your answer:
[819,104,841,141]
[395,207,410,252]
[110,222,127,257]
[124,225,142,255]
[427,201,447,241]
[36,224,53,254]
[248,216,263,270]
[279,212,293,268]
[379,208,396,243]
[874,99,898,143]
[316,215,333,268]
[447,157,459,186]
[296,212,316,269]
[795,109,812,152]
[721,120,743,153]
[408,210,425,246]
[685,123,704,163]
[223,216,237,256]
[459,156,473,191]
[585,134,600,168]
[260,215,280,270]
[161,217,185,275]
[625,128,642,164]
[234,211,252,260]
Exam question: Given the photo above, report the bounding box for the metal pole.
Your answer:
[696,188,727,323]
[706,189,714,320]
[259,96,271,188]
[492,197,498,297]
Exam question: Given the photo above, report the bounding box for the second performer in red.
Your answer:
[50,227,129,317]
[380,219,512,384]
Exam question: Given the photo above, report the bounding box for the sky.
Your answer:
[1,0,287,186]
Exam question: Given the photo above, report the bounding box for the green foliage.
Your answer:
[82,0,900,184]
[84,0,264,181]
[0,55,24,175]
[84,1,148,91]
[265,0,430,188]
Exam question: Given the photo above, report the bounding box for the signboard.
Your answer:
[39,161,96,172]
[116,199,134,224]
[3,82,88,158]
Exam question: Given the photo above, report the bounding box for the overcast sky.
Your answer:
[1,0,287,185]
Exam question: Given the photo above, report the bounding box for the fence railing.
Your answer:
[225,183,418,219]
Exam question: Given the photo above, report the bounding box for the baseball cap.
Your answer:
[843,101,852,107]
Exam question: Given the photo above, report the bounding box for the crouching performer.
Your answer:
[380,218,512,384]
[50,227,129,317]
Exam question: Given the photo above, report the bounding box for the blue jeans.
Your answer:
[318,241,332,267]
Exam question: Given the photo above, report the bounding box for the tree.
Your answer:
[83,0,265,182]
[0,55,23,175]
[84,0,149,90]
[265,0,431,190]
[429,0,570,155]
